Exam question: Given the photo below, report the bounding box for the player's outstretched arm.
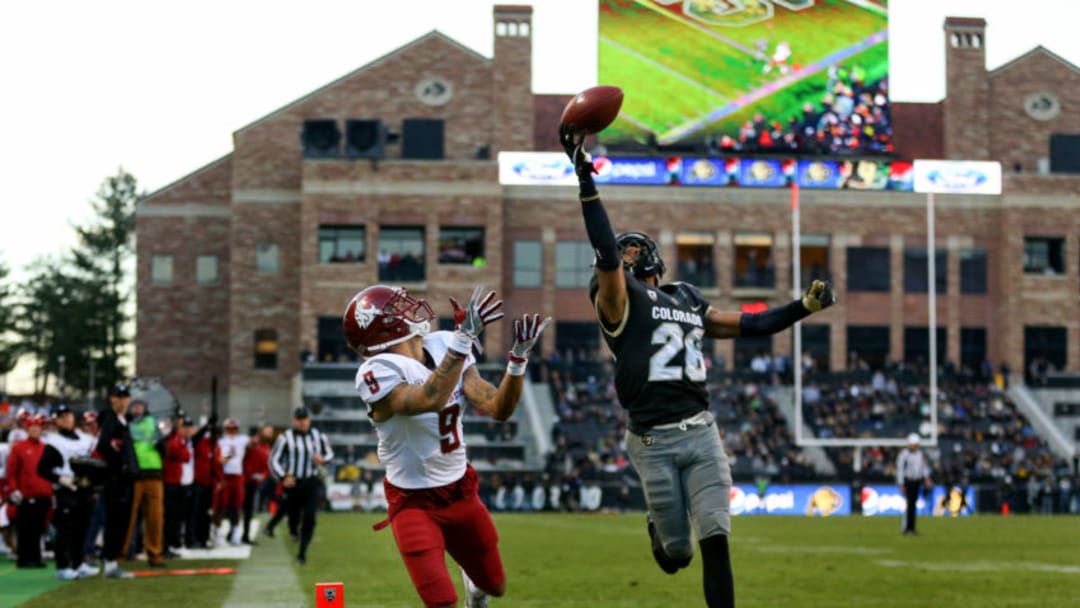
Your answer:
[369,287,501,422]
[560,125,627,326]
[464,313,551,420]
[703,279,836,339]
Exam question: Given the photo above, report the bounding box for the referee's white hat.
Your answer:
[907,433,920,446]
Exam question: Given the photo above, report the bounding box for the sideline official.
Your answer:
[268,407,333,565]
[897,433,932,536]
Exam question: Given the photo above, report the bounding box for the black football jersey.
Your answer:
[589,271,710,431]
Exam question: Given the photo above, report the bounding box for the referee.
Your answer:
[268,407,333,565]
[896,433,932,536]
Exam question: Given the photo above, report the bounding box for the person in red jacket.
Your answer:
[7,414,53,568]
[190,424,221,548]
[162,415,191,554]
[240,424,273,544]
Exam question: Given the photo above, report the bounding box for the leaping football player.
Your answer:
[560,125,835,608]
[344,285,549,608]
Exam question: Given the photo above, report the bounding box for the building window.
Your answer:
[513,240,543,288]
[317,316,355,363]
[846,247,890,292]
[555,320,598,359]
[960,248,987,294]
[676,232,715,288]
[847,325,890,370]
[195,255,218,285]
[151,255,173,285]
[799,324,831,373]
[256,243,280,274]
[319,226,366,264]
[960,327,987,375]
[1024,326,1067,382]
[903,248,947,293]
[378,227,425,282]
[800,234,830,287]
[903,326,947,367]
[254,329,278,370]
[438,227,485,265]
[555,241,593,288]
[734,335,772,372]
[1023,237,1065,275]
[733,233,774,288]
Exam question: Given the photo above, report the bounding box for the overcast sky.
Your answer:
[1,0,1078,391]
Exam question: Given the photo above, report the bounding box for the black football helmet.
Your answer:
[616,231,665,280]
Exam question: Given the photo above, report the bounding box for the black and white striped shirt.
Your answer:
[270,428,334,480]
[896,448,930,485]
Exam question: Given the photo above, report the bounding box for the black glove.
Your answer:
[802,279,836,312]
[559,124,595,179]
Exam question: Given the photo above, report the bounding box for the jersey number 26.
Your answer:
[649,322,706,382]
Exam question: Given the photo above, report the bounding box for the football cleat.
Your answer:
[648,516,691,575]
[461,567,489,608]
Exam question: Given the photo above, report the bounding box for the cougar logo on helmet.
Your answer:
[354,304,378,329]
[343,285,434,357]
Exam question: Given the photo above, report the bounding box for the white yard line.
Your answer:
[600,37,730,102]
[223,520,306,608]
[876,559,1080,575]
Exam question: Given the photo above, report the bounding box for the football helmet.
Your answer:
[616,231,665,280]
[343,285,434,356]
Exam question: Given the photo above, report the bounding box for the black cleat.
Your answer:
[295,556,306,566]
[648,517,691,575]
[263,526,275,539]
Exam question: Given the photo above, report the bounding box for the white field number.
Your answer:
[649,322,706,382]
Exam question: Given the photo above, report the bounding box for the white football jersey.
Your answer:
[356,331,474,489]
[219,433,248,475]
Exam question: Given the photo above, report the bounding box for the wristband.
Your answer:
[507,354,528,376]
[449,331,473,357]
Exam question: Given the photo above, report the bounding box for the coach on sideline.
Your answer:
[897,433,932,536]
[269,407,333,565]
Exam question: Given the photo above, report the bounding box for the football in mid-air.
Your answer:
[560,85,624,135]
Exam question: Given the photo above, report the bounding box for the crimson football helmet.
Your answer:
[343,285,434,356]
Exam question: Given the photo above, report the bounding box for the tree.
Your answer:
[71,168,140,390]
[0,257,20,387]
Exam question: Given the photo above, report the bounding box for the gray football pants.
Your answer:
[626,414,732,561]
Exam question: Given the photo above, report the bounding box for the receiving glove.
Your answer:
[58,476,77,491]
[559,124,596,179]
[802,279,836,312]
[508,314,552,375]
[449,286,504,355]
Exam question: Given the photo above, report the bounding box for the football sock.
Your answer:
[699,534,734,608]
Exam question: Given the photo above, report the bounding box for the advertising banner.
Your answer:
[860,484,976,517]
[913,160,1002,195]
[729,484,851,516]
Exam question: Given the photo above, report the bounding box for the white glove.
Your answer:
[508,314,552,375]
[59,475,77,491]
[10,490,23,505]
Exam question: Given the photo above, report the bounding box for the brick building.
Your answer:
[136,9,1080,423]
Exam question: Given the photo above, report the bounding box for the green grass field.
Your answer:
[12,513,1080,607]
[599,0,890,144]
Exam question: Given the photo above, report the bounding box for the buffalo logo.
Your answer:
[354,305,379,330]
[690,159,718,181]
[647,290,658,302]
[806,486,843,517]
[805,161,833,184]
[749,160,775,182]
[324,588,337,602]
